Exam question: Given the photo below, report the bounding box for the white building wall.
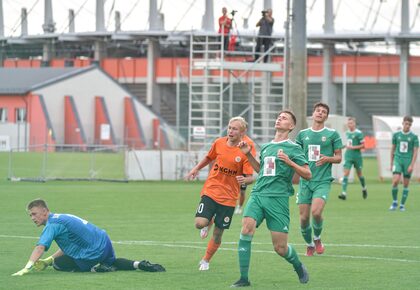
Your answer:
[32,68,181,147]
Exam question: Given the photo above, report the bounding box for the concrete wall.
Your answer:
[32,68,183,148]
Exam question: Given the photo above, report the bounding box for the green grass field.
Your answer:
[0,156,419,290]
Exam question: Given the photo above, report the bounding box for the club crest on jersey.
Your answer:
[235,156,241,162]
[224,216,230,223]
[322,136,326,142]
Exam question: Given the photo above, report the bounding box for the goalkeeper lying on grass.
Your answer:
[12,199,165,276]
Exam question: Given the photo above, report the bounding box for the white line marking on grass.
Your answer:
[113,240,420,264]
[2,235,419,264]
[0,234,38,239]
[113,240,420,249]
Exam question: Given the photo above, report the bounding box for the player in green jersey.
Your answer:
[389,116,419,211]
[338,117,368,200]
[231,110,311,287]
[295,102,343,257]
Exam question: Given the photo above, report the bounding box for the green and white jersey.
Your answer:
[392,131,419,160]
[345,129,364,160]
[296,127,343,182]
[251,139,307,197]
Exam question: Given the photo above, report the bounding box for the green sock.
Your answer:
[238,233,253,280]
[342,176,348,192]
[312,218,323,238]
[284,244,302,270]
[401,188,409,205]
[300,225,312,244]
[392,187,398,201]
[359,176,366,188]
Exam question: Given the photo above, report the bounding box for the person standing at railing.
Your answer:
[218,7,232,52]
[254,8,274,63]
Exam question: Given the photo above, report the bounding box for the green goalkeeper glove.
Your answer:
[12,261,34,276]
[34,256,54,271]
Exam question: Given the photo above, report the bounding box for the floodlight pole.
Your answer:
[283,0,291,109]
[68,9,75,33]
[289,0,307,137]
[398,0,410,116]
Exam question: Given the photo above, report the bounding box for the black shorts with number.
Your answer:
[195,195,235,229]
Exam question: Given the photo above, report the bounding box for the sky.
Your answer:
[2,0,420,53]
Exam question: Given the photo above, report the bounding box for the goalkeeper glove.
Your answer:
[34,256,54,271]
[12,261,34,276]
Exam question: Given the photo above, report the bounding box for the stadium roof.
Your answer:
[0,66,96,95]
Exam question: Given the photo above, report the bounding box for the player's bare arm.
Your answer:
[316,149,342,166]
[236,174,254,186]
[347,143,364,150]
[29,245,45,263]
[238,142,260,173]
[185,156,212,180]
[278,151,311,180]
[390,144,396,171]
[408,146,418,173]
[51,249,64,259]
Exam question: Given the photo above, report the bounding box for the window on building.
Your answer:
[0,108,8,122]
[15,108,27,123]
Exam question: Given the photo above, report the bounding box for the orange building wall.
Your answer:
[0,96,27,122]
[5,55,420,81]
[27,94,55,148]
[94,96,116,145]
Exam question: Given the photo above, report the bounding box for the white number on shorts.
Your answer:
[197,203,204,214]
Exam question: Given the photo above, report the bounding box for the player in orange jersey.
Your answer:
[185,116,255,271]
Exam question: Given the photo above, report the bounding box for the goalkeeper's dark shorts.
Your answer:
[53,235,116,272]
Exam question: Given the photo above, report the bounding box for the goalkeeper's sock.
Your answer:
[203,238,221,262]
[300,224,312,245]
[238,233,253,280]
[401,187,409,205]
[392,187,398,201]
[283,244,302,270]
[312,218,323,238]
[114,258,137,270]
[342,176,348,193]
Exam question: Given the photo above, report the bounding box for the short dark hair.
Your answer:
[27,199,49,211]
[403,116,413,123]
[313,102,330,116]
[348,117,356,122]
[280,110,296,125]
[279,110,297,131]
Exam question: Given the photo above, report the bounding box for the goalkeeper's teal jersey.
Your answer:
[251,139,307,197]
[296,127,343,182]
[392,131,419,160]
[37,213,109,260]
[344,129,364,160]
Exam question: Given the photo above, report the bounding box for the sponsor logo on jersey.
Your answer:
[213,163,238,176]
[322,136,326,142]
[283,226,288,231]
[235,156,241,162]
[305,136,310,140]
